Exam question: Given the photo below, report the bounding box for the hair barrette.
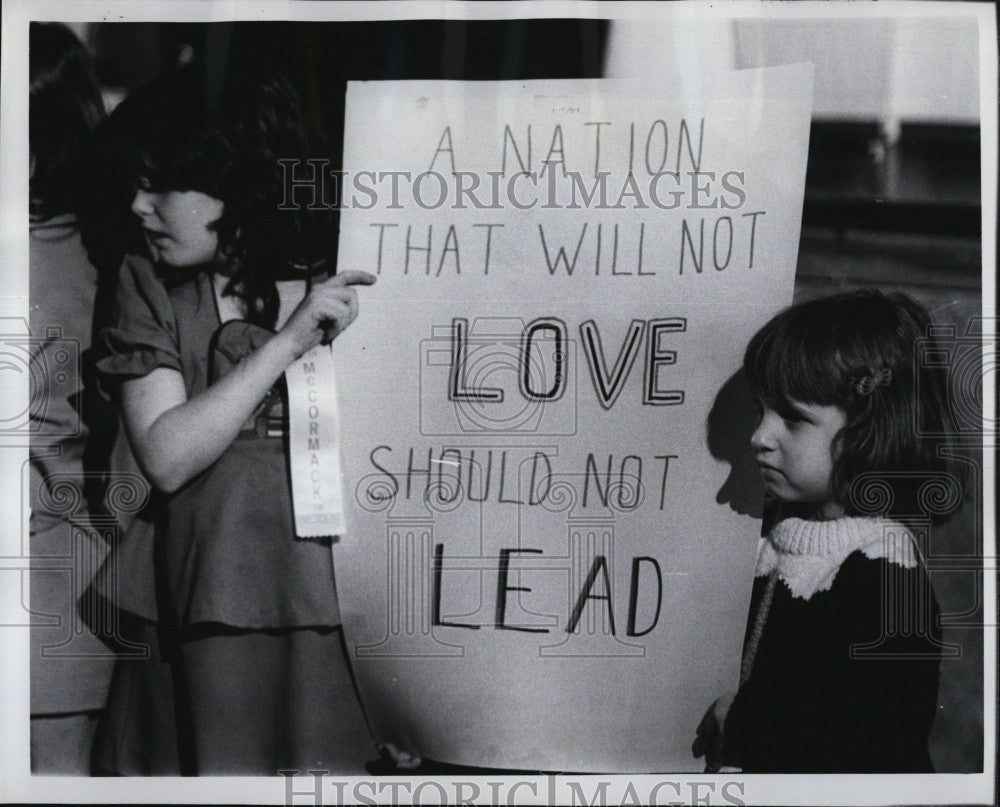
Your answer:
[855,367,893,396]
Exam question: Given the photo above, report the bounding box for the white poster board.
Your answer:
[332,65,813,772]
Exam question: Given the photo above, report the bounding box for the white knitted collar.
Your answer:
[756,516,919,601]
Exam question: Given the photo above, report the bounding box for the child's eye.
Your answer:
[134,174,170,194]
[778,407,807,428]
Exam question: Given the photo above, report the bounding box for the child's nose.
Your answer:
[750,413,776,452]
[131,189,156,218]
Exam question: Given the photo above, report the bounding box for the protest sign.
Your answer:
[331,65,814,771]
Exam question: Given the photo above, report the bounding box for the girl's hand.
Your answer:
[121,271,375,494]
[691,691,736,772]
[277,270,377,358]
[379,742,422,771]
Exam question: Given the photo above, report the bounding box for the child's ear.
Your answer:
[830,422,849,458]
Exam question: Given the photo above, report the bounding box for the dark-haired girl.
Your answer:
[93,59,376,774]
[692,290,957,773]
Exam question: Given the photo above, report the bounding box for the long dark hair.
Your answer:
[744,290,963,522]
[101,57,335,328]
[30,23,106,219]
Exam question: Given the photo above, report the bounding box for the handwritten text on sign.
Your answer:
[332,69,813,771]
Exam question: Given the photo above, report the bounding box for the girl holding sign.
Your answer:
[693,290,958,773]
[94,59,377,774]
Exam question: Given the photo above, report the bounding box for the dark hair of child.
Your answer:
[743,289,963,523]
[30,22,106,219]
[100,57,336,329]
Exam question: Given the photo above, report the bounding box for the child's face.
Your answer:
[131,188,224,267]
[750,399,847,512]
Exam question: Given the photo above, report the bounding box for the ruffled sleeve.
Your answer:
[97,256,182,384]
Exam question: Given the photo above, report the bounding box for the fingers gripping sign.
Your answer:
[281,270,377,355]
[692,692,736,773]
[283,270,376,539]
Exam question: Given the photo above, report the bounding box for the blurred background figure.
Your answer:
[29,21,117,775]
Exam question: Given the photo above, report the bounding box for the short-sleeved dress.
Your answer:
[94,255,374,775]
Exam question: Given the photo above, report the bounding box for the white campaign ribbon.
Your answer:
[285,343,345,538]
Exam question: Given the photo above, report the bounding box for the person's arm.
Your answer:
[122,337,295,492]
[123,271,375,493]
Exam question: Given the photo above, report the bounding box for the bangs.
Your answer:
[126,144,223,197]
[743,305,851,414]
[103,65,227,196]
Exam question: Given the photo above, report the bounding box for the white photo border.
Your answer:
[1,1,995,804]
